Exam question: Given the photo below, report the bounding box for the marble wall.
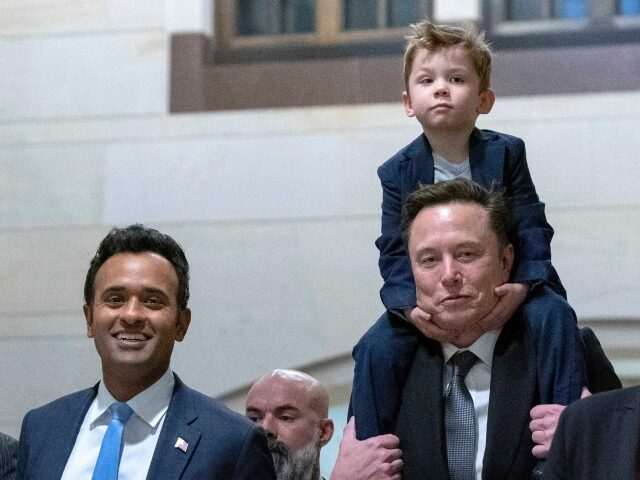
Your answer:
[1,0,638,438]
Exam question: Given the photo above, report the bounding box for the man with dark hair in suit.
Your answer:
[17,224,275,479]
[0,432,17,480]
[393,178,577,479]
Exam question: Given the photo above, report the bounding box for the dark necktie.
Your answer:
[92,402,134,480]
[445,350,478,480]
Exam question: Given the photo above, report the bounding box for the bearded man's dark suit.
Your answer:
[396,307,539,480]
[545,385,640,480]
[0,432,17,480]
[17,374,275,479]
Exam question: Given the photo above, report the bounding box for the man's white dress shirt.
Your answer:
[442,329,501,480]
[61,369,174,480]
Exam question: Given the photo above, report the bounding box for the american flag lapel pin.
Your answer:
[174,437,189,453]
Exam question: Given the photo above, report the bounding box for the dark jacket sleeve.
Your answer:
[231,425,276,479]
[375,156,416,311]
[543,406,569,480]
[0,432,17,480]
[580,326,622,393]
[501,135,566,296]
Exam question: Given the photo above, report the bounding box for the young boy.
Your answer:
[349,20,586,439]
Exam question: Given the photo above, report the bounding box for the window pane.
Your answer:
[506,0,547,20]
[236,0,315,36]
[555,0,586,18]
[343,0,379,30]
[506,0,586,19]
[283,0,315,33]
[387,0,423,27]
[618,0,640,15]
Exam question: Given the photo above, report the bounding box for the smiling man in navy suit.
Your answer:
[17,224,275,480]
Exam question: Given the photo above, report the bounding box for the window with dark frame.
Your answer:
[213,0,640,62]
[217,0,430,46]
[483,0,640,48]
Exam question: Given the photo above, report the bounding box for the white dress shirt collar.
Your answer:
[441,328,502,368]
[90,368,175,430]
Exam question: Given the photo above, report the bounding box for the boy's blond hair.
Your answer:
[403,20,492,92]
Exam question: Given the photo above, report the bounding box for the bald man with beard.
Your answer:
[246,370,403,480]
[245,370,334,480]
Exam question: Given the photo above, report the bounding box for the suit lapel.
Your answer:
[469,129,505,191]
[47,386,98,479]
[482,313,535,480]
[396,340,449,480]
[403,134,434,195]
[147,375,202,480]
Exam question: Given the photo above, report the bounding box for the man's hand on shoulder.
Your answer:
[529,387,591,458]
[529,403,564,459]
[478,282,527,331]
[330,417,403,480]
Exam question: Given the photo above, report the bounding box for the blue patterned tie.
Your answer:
[92,402,134,480]
[445,350,478,480]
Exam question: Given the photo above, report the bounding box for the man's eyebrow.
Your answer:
[274,404,301,413]
[413,246,437,256]
[456,241,483,249]
[99,286,171,297]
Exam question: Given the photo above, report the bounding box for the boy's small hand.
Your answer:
[477,282,527,331]
[405,307,450,343]
[405,307,484,347]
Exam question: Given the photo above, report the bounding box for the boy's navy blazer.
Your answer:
[376,128,561,311]
[17,374,275,480]
[545,385,640,480]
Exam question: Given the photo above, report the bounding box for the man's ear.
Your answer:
[318,418,335,447]
[175,308,191,342]
[402,91,415,118]
[501,244,515,282]
[477,88,495,114]
[83,304,93,338]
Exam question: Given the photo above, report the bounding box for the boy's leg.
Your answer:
[349,311,420,439]
[524,286,586,405]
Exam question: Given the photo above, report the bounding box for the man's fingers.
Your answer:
[531,444,548,459]
[581,387,591,398]
[388,458,404,473]
[530,403,563,420]
[374,434,400,449]
[342,417,356,440]
[530,429,551,444]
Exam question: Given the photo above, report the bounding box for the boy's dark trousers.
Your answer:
[348,285,586,440]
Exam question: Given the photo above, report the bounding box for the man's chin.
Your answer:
[433,311,478,331]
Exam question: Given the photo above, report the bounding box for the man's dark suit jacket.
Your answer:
[396,309,539,480]
[17,374,276,479]
[545,385,640,480]
[0,432,17,480]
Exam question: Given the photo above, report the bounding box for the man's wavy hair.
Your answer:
[401,179,512,249]
[84,224,190,310]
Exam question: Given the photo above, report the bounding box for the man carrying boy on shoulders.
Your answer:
[350,19,585,441]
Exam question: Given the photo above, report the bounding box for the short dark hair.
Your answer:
[401,179,512,248]
[84,224,190,310]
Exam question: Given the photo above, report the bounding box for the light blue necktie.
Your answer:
[92,402,134,480]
